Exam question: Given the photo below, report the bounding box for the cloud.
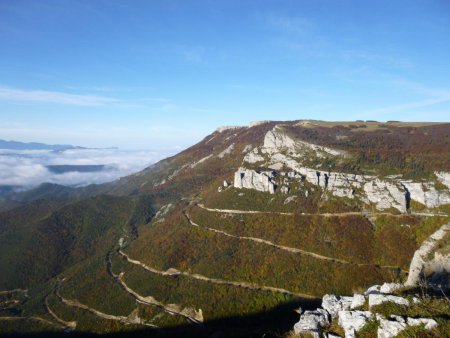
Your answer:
[266,15,314,34]
[364,95,450,115]
[340,50,413,69]
[0,148,175,190]
[262,14,329,58]
[0,86,119,106]
[390,79,450,98]
[363,79,450,115]
[177,45,205,63]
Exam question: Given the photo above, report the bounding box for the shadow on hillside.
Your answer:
[0,298,321,338]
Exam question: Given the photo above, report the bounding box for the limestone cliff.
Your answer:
[405,222,450,287]
[233,168,276,194]
[234,126,450,213]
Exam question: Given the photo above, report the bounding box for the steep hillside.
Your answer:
[0,194,155,289]
[0,120,449,337]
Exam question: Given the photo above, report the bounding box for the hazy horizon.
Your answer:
[0,147,180,191]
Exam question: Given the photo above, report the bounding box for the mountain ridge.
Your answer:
[0,120,449,336]
[0,139,81,151]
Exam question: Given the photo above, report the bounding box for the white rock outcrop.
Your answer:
[218,143,235,158]
[154,204,174,223]
[293,284,442,338]
[268,162,284,170]
[405,222,450,287]
[365,285,381,295]
[190,154,213,168]
[435,171,450,189]
[216,126,243,133]
[363,180,406,212]
[293,309,330,338]
[407,317,438,330]
[262,126,340,156]
[377,315,407,338]
[238,126,450,212]
[376,315,438,338]
[263,128,297,153]
[234,168,276,194]
[338,310,373,338]
[350,294,366,310]
[368,294,410,308]
[379,283,403,294]
[248,120,269,127]
[401,181,450,208]
[242,144,253,153]
[280,186,290,194]
[322,294,354,319]
[243,148,265,163]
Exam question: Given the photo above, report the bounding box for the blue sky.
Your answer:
[0,0,449,149]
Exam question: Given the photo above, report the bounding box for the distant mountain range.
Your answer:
[45,164,109,174]
[0,139,82,151]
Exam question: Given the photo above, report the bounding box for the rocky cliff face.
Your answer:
[264,126,342,157]
[405,222,450,287]
[233,168,276,194]
[233,126,450,213]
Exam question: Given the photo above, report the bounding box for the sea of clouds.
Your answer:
[0,147,176,191]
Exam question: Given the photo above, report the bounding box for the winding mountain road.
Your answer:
[116,272,203,324]
[184,211,407,272]
[0,289,28,295]
[0,315,64,329]
[196,203,446,218]
[184,211,349,264]
[45,296,77,330]
[107,252,202,324]
[55,279,157,328]
[118,250,316,299]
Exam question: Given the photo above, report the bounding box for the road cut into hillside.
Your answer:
[118,249,316,299]
[0,289,28,296]
[184,210,408,272]
[116,272,203,324]
[197,203,446,218]
[0,315,65,329]
[184,211,349,263]
[45,295,77,330]
[107,252,202,324]
[55,279,157,328]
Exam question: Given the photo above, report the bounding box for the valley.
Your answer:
[0,120,449,337]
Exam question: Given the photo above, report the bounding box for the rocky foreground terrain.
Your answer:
[291,221,450,338]
[292,280,449,338]
[0,120,449,337]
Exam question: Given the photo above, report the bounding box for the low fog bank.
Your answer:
[0,147,177,193]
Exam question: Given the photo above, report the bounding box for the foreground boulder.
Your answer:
[293,309,330,338]
[377,314,438,338]
[322,294,353,318]
[338,310,373,338]
[377,315,406,338]
[368,294,410,308]
[292,284,441,338]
